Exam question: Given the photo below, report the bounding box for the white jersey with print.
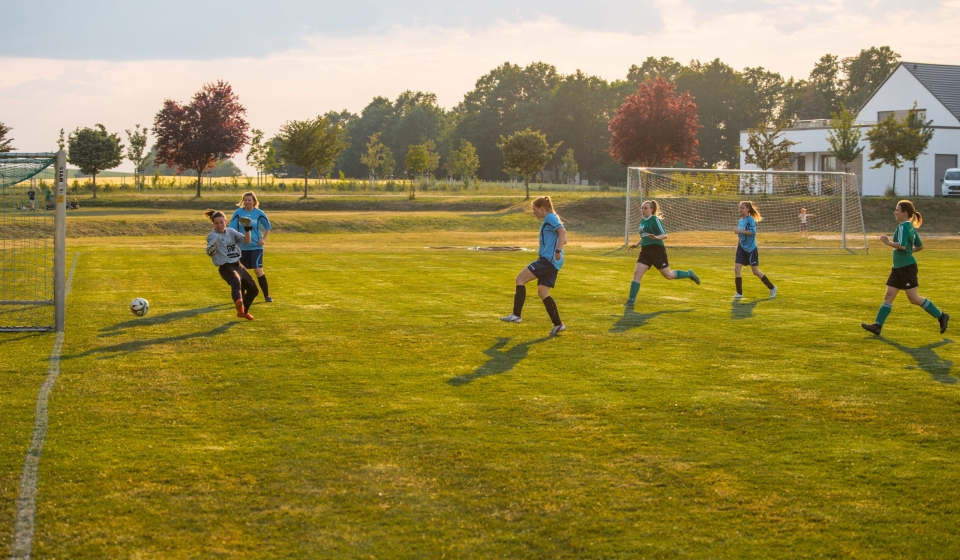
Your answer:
[206,228,245,266]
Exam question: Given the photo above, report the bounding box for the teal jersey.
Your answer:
[737,216,757,251]
[891,221,922,268]
[639,216,666,246]
[229,208,271,251]
[538,212,565,270]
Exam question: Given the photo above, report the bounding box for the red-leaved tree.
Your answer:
[153,81,249,197]
[608,77,701,168]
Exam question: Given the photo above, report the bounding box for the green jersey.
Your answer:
[639,215,666,246]
[891,221,922,268]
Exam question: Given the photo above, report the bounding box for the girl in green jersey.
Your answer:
[861,200,948,335]
[625,200,700,305]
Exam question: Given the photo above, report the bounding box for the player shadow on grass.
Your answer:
[447,336,551,386]
[63,322,237,360]
[610,307,692,333]
[874,337,956,384]
[730,297,773,320]
[99,304,231,336]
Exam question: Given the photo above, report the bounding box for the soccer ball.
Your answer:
[130,298,149,317]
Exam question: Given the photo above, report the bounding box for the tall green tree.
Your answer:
[360,132,385,183]
[627,56,683,85]
[865,113,909,195]
[560,148,578,184]
[902,102,935,173]
[841,46,900,110]
[444,139,480,186]
[404,140,440,199]
[499,128,561,199]
[826,102,864,173]
[276,116,347,197]
[0,122,13,152]
[380,147,395,179]
[675,59,750,168]
[125,124,149,190]
[67,124,124,198]
[742,122,797,173]
[246,128,267,185]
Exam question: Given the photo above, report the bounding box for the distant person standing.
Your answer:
[43,187,53,210]
[229,192,274,302]
[27,186,36,210]
[798,207,815,234]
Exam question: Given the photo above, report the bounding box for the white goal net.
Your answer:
[626,167,868,250]
[0,152,67,332]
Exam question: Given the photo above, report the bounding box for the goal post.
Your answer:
[0,150,67,332]
[625,167,868,250]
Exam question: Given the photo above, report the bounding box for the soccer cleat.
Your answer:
[243,312,255,321]
[939,312,949,334]
[769,286,778,298]
[549,323,566,336]
[235,299,245,317]
[689,270,700,285]
[265,296,274,303]
[861,322,882,336]
[500,314,522,323]
[732,293,743,300]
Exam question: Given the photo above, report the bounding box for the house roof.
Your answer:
[860,62,960,122]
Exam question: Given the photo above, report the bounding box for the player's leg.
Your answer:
[538,279,565,335]
[862,286,899,335]
[905,287,949,333]
[502,266,536,322]
[658,265,699,284]
[237,266,259,319]
[734,263,744,298]
[627,262,650,305]
[748,248,775,297]
[253,250,272,302]
[219,265,245,316]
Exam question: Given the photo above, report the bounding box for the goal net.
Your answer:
[0,152,67,332]
[625,167,867,250]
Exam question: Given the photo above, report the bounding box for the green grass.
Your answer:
[3,232,960,557]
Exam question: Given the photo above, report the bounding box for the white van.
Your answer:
[943,168,960,196]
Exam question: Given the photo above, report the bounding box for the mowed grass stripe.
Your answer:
[3,236,959,558]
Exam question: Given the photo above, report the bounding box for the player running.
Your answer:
[229,192,274,302]
[734,201,777,299]
[500,196,567,335]
[624,200,699,306]
[205,209,259,321]
[861,200,948,336]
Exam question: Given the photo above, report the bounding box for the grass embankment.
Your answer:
[2,232,960,557]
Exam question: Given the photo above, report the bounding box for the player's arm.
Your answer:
[553,226,567,258]
[206,233,218,256]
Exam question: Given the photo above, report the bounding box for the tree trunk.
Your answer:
[524,176,530,200]
[303,174,308,198]
[892,165,898,196]
[92,173,97,199]
[196,167,203,198]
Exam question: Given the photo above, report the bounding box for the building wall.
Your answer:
[857,66,960,127]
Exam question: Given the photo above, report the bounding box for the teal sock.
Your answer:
[876,303,892,325]
[674,270,690,279]
[628,281,640,301]
[921,299,943,319]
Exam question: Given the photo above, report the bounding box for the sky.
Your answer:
[2,0,959,173]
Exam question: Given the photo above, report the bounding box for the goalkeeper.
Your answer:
[205,209,259,320]
[625,200,700,306]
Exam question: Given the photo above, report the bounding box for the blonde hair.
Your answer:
[641,200,663,219]
[204,209,225,221]
[740,201,762,222]
[897,200,922,228]
[237,191,260,208]
[532,196,562,222]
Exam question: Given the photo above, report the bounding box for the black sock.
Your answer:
[257,274,270,298]
[513,285,526,317]
[735,277,743,295]
[760,275,774,289]
[543,296,562,326]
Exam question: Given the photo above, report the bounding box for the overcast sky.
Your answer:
[2,0,958,172]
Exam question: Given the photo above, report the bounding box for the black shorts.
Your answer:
[637,244,669,269]
[240,249,264,269]
[527,257,559,288]
[799,222,808,231]
[735,246,759,266]
[886,264,919,290]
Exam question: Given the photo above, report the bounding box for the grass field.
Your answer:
[3,223,960,557]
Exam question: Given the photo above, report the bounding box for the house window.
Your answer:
[821,155,837,172]
[797,155,805,171]
[877,109,926,122]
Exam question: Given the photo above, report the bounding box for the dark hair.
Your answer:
[204,209,225,221]
[897,200,922,228]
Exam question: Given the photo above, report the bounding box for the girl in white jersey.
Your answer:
[205,209,259,320]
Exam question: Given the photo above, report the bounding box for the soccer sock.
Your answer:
[257,274,270,298]
[628,280,641,301]
[921,299,943,319]
[673,270,691,279]
[735,277,743,295]
[760,275,774,289]
[543,296,562,326]
[513,285,526,317]
[876,302,893,325]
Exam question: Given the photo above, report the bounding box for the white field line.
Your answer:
[10,253,79,560]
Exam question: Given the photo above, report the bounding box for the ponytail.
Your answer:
[204,209,225,221]
[897,200,922,228]
[533,196,562,223]
[740,201,762,222]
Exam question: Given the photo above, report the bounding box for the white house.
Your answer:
[739,62,960,196]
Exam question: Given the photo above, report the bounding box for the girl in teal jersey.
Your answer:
[734,201,776,299]
[862,200,948,335]
[229,192,273,302]
[625,200,699,305]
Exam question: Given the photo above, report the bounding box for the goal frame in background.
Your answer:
[625,167,868,251]
[0,150,67,332]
